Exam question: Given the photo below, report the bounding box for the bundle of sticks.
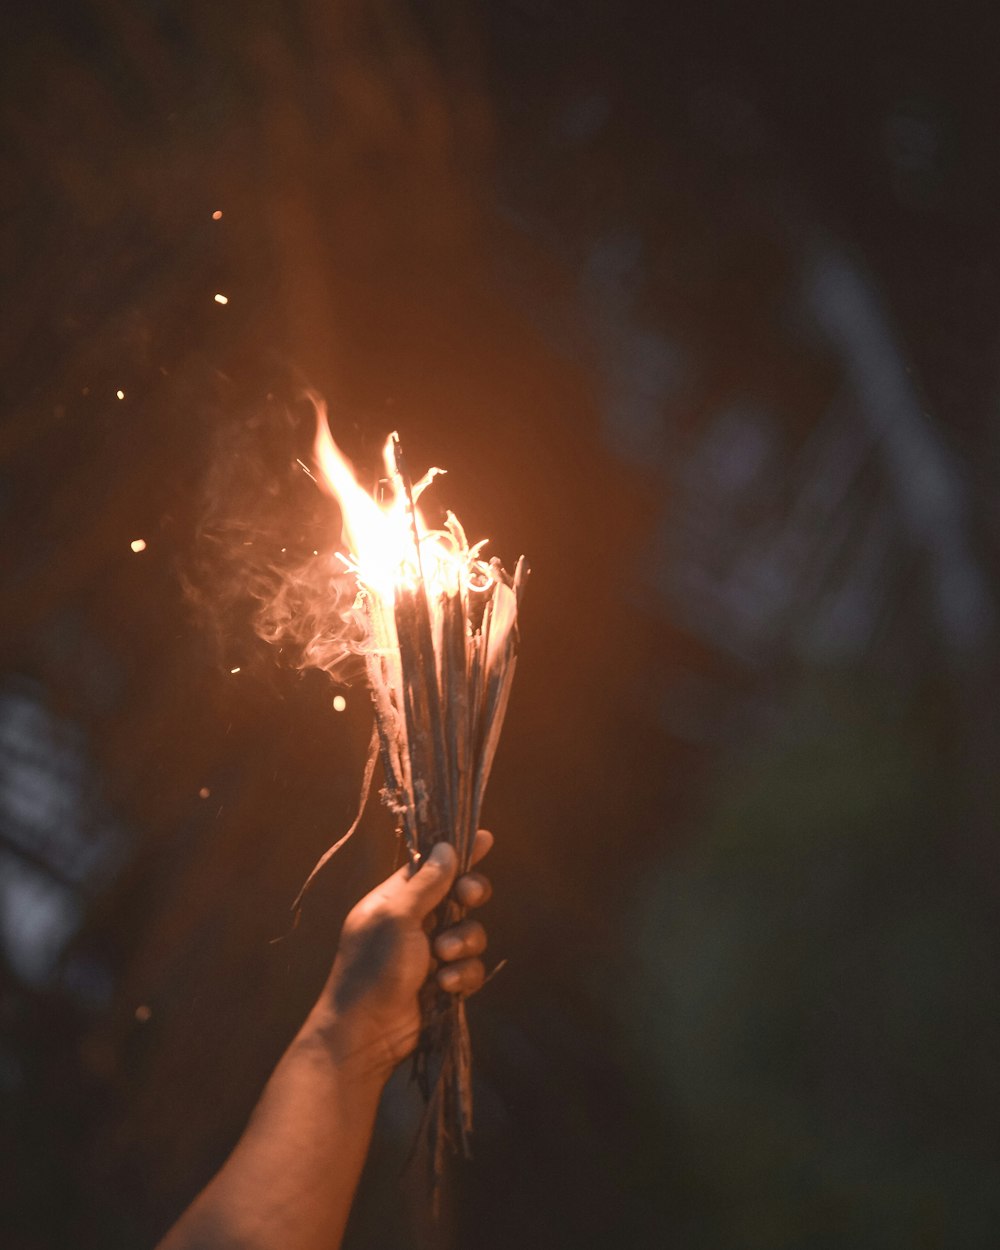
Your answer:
[305,415,526,1186]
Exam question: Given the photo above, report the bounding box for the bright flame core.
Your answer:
[312,403,490,605]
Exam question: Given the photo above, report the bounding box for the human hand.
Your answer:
[308,830,493,1081]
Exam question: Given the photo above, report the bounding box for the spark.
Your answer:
[230,666,241,674]
[211,209,223,220]
[295,458,317,483]
[333,695,347,712]
[198,787,211,799]
[134,1005,152,1023]
[116,389,125,400]
[130,538,146,553]
[214,293,229,305]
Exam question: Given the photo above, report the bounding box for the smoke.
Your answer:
[252,547,368,677]
[182,396,371,682]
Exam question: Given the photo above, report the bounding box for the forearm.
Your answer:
[155,838,490,1250]
[156,1006,389,1250]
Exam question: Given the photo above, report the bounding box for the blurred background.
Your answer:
[2,2,999,1246]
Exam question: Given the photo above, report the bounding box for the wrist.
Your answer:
[297,1003,408,1090]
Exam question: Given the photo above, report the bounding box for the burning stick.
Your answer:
[308,399,527,1184]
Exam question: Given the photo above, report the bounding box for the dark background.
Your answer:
[2,2,999,1247]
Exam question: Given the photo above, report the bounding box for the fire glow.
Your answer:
[313,417,494,603]
[302,396,526,1174]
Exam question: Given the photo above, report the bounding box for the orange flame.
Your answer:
[311,396,488,604]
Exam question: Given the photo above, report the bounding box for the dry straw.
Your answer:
[296,417,527,1194]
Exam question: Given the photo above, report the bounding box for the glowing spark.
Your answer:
[214,293,229,305]
[211,209,223,220]
[295,458,317,483]
[116,389,125,400]
[333,695,347,712]
[134,1005,152,1023]
[198,787,211,799]
[230,666,241,674]
[130,538,146,553]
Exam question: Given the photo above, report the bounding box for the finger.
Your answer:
[433,918,487,962]
[454,871,492,909]
[436,957,486,995]
[399,841,457,921]
[469,828,494,868]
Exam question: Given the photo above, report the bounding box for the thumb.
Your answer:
[402,841,457,922]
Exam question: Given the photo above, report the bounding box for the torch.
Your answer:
[301,397,526,1184]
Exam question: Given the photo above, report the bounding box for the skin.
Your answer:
[156,830,493,1250]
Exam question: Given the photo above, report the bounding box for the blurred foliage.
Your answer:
[625,671,1000,1247]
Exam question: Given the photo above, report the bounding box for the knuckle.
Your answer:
[433,932,459,959]
[439,919,487,957]
[346,899,400,938]
[341,906,368,937]
[437,966,461,991]
[438,957,486,994]
[457,871,492,906]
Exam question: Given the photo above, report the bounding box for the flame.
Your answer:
[311,397,485,605]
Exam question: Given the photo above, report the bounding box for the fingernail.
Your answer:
[429,842,453,867]
[438,936,462,958]
[439,968,461,991]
